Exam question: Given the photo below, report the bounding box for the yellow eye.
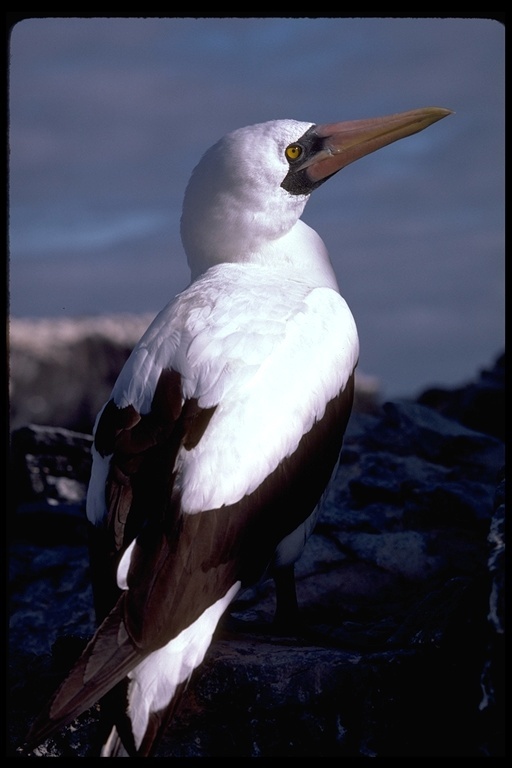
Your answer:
[285,144,303,161]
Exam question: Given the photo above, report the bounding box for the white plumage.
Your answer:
[104,264,357,515]
[27,106,451,756]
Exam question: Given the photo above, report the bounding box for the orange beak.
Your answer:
[300,107,453,182]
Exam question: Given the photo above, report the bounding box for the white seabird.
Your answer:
[27,106,452,756]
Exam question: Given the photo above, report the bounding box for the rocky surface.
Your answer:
[9,314,154,434]
[8,352,505,757]
[418,352,505,442]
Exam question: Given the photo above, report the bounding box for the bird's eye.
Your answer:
[285,144,303,162]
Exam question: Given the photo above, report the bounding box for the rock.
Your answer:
[9,314,155,433]
[9,424,93,520]
[8,356,505,756]
[417,351,505,440]
[477,467,505,757]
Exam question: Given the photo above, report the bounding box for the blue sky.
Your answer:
[8,17,505,397]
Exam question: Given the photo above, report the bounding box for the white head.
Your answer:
[180,109,452,280]
[180,120,314,278]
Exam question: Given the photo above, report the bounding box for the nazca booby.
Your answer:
[26,106,452,756]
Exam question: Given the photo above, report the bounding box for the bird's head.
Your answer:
[181,107,452,279]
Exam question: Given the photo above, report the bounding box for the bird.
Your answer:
[26,105,452,756]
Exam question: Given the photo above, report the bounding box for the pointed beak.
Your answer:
[300,107,453,182]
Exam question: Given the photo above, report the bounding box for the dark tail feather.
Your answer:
[25,601,141,751]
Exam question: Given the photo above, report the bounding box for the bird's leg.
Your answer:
[272,564,300,632]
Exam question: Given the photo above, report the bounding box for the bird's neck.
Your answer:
[181,186,338,290]
[186,218,339,291]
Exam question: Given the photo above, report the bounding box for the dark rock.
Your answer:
[8,425,93,545]
[9,424,93,509]
[477,467,506,756]
[8,358,505,756]
[9,315,154,434]
[417,351,505,441]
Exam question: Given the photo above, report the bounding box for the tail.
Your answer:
[25,601,141,751]
[25,600,189,758]
[26,581,240,756]
[100,580,241,756]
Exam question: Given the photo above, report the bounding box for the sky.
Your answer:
[8,16,505,398]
